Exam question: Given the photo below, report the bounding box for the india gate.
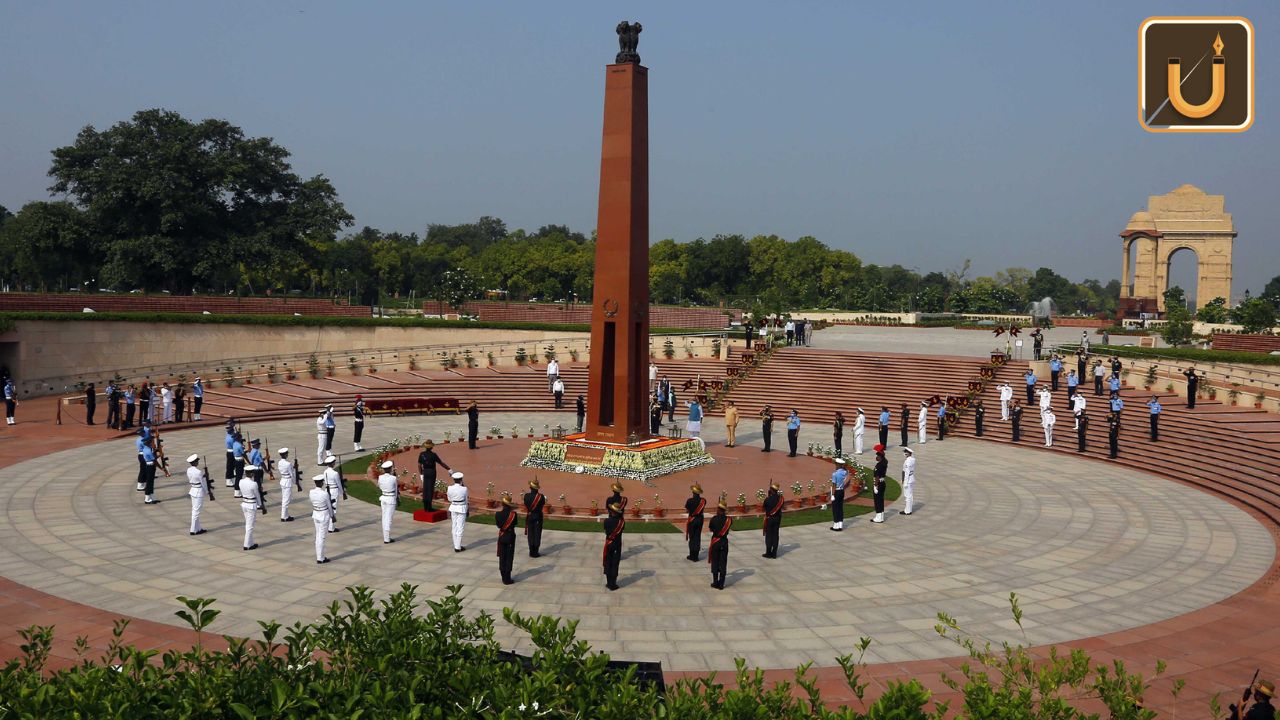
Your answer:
[1118,184,1235,317]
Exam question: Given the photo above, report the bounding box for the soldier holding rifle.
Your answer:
[1229,672,1274,720]
[186,454,213,535]
[277,447,299,522]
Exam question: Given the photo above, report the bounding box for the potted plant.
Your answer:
[485,482,496,509]
[486,351,495,367]
[736,492,748,514]
[463,349,476,368]
[569,348,579,361]
[1143,365,1157,390]
[408,354,418,371]
[753,488,766,512]
[434,479,445,501]
[492,425,503,439]
[663,339,675,359]
[266,364,279,383]
[510,425,519,439]
[791,482,804,508]
[325,359,335,377]
[630,499,644,518]
[443,430,452,444]
[348,356,359,375]
[487,425,498,440]
[528,427,535,438]
[559,493,571,515]
[1255,392,1266,409]
[515,347,528,366]
[543,344,556,363]
[1207,387,1217,401]
[1228,384,1241,406]
[307,354,321,379]
[652,494,664,518]
[589,499,599,516]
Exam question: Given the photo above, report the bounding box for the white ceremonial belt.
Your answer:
[381,492,396,497]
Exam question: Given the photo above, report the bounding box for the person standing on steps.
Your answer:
[495,493,518,585]
[546,356,560,393]
[1146,396,1161,441]
[785,409,801,457]
[552,377,565,409]
[878,406,890,448]
[917,401,928,444]
[684,483,705,561]
[762,481,783,559]
[973,400,985,436]
[1108,412,1121,459]
[523,479,545,558]
[900,447,917,516]
[708,500,732,590]
[829,457,849,531]
[1093,359,1106,396]
[1182,366,1200,408]
[1075,411,1089,453]
[1011,400,1023,442]
[575,394,585,433]
[1049,354,1062,391]
[1024,368,1037,405]
[447,471,468,552]
[1065,370,1079,411]
[352,395,366,452]
[417,440,452,512]
[899,403,909,448]
[1041,407,1056,447]
[936,403,947,441]
[871,445,887,523]
[466,400,479,449]
[832,411,845,456]
[998,382,1013,421]
[602,502,625,591]
[723,400,740,447]
[760,405,774,452]
[853,408,866,454]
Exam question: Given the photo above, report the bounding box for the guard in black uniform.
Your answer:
[899,404,909,448]
[416,440,451,511]
[762,481,783,559]
[760,405,774,452]
[1010,401,1023,442]
[1108,412,1121,459]
[495,493,518,585]
[1076,412,1089,452]
[602,502,625,591]
[1182,368,1199,409]
[522,479,545,557]
[684,483,705,561]
[871,445,888,523]
[351,395,365,452]
[466,400,479,449]
[649,398,663,435]
[708,500,732,590]
[973,401,985,436]
[605,481,628,515]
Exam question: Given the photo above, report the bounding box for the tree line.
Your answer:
[0,107,1217,317]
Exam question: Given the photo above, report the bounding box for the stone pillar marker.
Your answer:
[585,26,649,444]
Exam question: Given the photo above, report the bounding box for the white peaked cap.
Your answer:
[243,464,259,472]
[278,447,289,455]
[902,447,913,454]
[381,460,394,470]
[186,454,200,463]
[312,474,326,482]
[450,471,465,480]
[323,455,337,464]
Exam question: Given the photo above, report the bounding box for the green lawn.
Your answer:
[341,455,902,534]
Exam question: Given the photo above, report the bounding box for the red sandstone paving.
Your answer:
[1,395,1277,716]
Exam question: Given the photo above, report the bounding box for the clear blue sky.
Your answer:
[2,1,1276,300]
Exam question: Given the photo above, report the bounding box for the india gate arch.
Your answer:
[1117,184,1235,317]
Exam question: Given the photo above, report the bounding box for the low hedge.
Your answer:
[0,311,713,336]
[1067,343,1280,367]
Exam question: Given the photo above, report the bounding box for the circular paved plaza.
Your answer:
[0,413,1270,672]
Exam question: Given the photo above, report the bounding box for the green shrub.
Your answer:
[1062,343,1280,367]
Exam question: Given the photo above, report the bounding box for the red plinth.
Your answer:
[585,62,650,444]
[413,508,448,523]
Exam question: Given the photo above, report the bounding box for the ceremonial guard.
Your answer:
[352,395,366,452]
[322,455,345,532]
[231,433,247,498]
[140,437,159,505]
[186,454,211,535]
[723,400,739,447]
[998,383,1013,421]
[762,481,782,559]
[1024,368,1037,404]
[1075,412,1089,452]
[135,427,151,491]
[602,502,625,591]
[416,440,451,511]
[247,438,268,493]
[1108,412,1121,459]
[1146,396,1161,441]
[466,400,479,449]
[105,381,119,429]
[523,479,545,557]
[309,474,333,564]
[973,401,985,436]
[123,385,135,429]
[936,403,947,441]
[239,465,261,550]
[224,422,237,488]
[1041,408,1056,447]
[173,383,186,423]
[877,407,890,447]
[377,460,398,544]
[314,409,327,465]
[759,405,774,452]
[649,397,663,435]
[605,481,629,523]
[323,404,336,453]
[899,403,909,448]
[1011,400,1023,442]
[84,383,96,425]
[1229,678,1275,720]
[832,411,845,456]
[871,445,887,523]
[446,471,468,552]
[495,493,518,585]
[707,501,732,590]
[576,394,586,432]
[900,447,916,516]
[917,401,928,444]
[785,409,800,456]
[192,376,204,420]
[829,457,849,531]
[1182,367,1200,408]
[684,483,705,561]
[853,408,866,453]
[277,448,298,522]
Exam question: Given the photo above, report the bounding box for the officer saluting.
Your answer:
[762,481,782,559]
[186,454,212,535]
[377,460,398,544]
[309,474,333,564]
[495,493,518,585]
[602,502,625,591]
[1011,400,1023,442]
[973,401,985,436]
[708,499,732,590]
[522,479,545,558]
[684,483,706,561]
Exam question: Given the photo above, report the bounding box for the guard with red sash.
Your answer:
[495,493,518,585]
[684,483,706,561]
[762,481,783,559]
[602,502,625,591]
[708,500,732,590]
[604,481,628,553]
[522,479,545,558]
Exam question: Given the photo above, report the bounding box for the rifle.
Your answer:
[336,453,348,500]
[291,456,304,492]
[202,455,216,501]
[256,467,267,515]
[1229,669,1261,719]
[150,429,172,477]
[263,439,277,483]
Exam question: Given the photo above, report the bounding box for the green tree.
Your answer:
[1262,274,1280,305]
[48,108,352,293]
[1195,296,1229,323]
[0,201,96,291]
[1230,297,1277,334]
[1160,287,1194,346]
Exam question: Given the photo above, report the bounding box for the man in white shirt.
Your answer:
[900,447,916,516]
[446,471,468,552]
[1072,393,1087,415]
[917,401,928,444]
[309,474,333,564]
[552,377,565,408]
[853,408,866,454]
[239,466,261,551]
[161,384,174,423]
[648,362,658,392]
[546,358,560,392]
[377,460,399,544]
[322,455,343,532]
[1042,408,1056,447]
[277,447,297,522]
[998,383,1013,421]
[186,454,209,536]
[314,410,327,465]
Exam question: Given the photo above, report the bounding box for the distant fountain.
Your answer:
[1027,297,1057,323]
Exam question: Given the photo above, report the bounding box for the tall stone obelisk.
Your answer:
[585,22,649,444]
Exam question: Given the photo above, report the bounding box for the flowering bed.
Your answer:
[520,437,714,482]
